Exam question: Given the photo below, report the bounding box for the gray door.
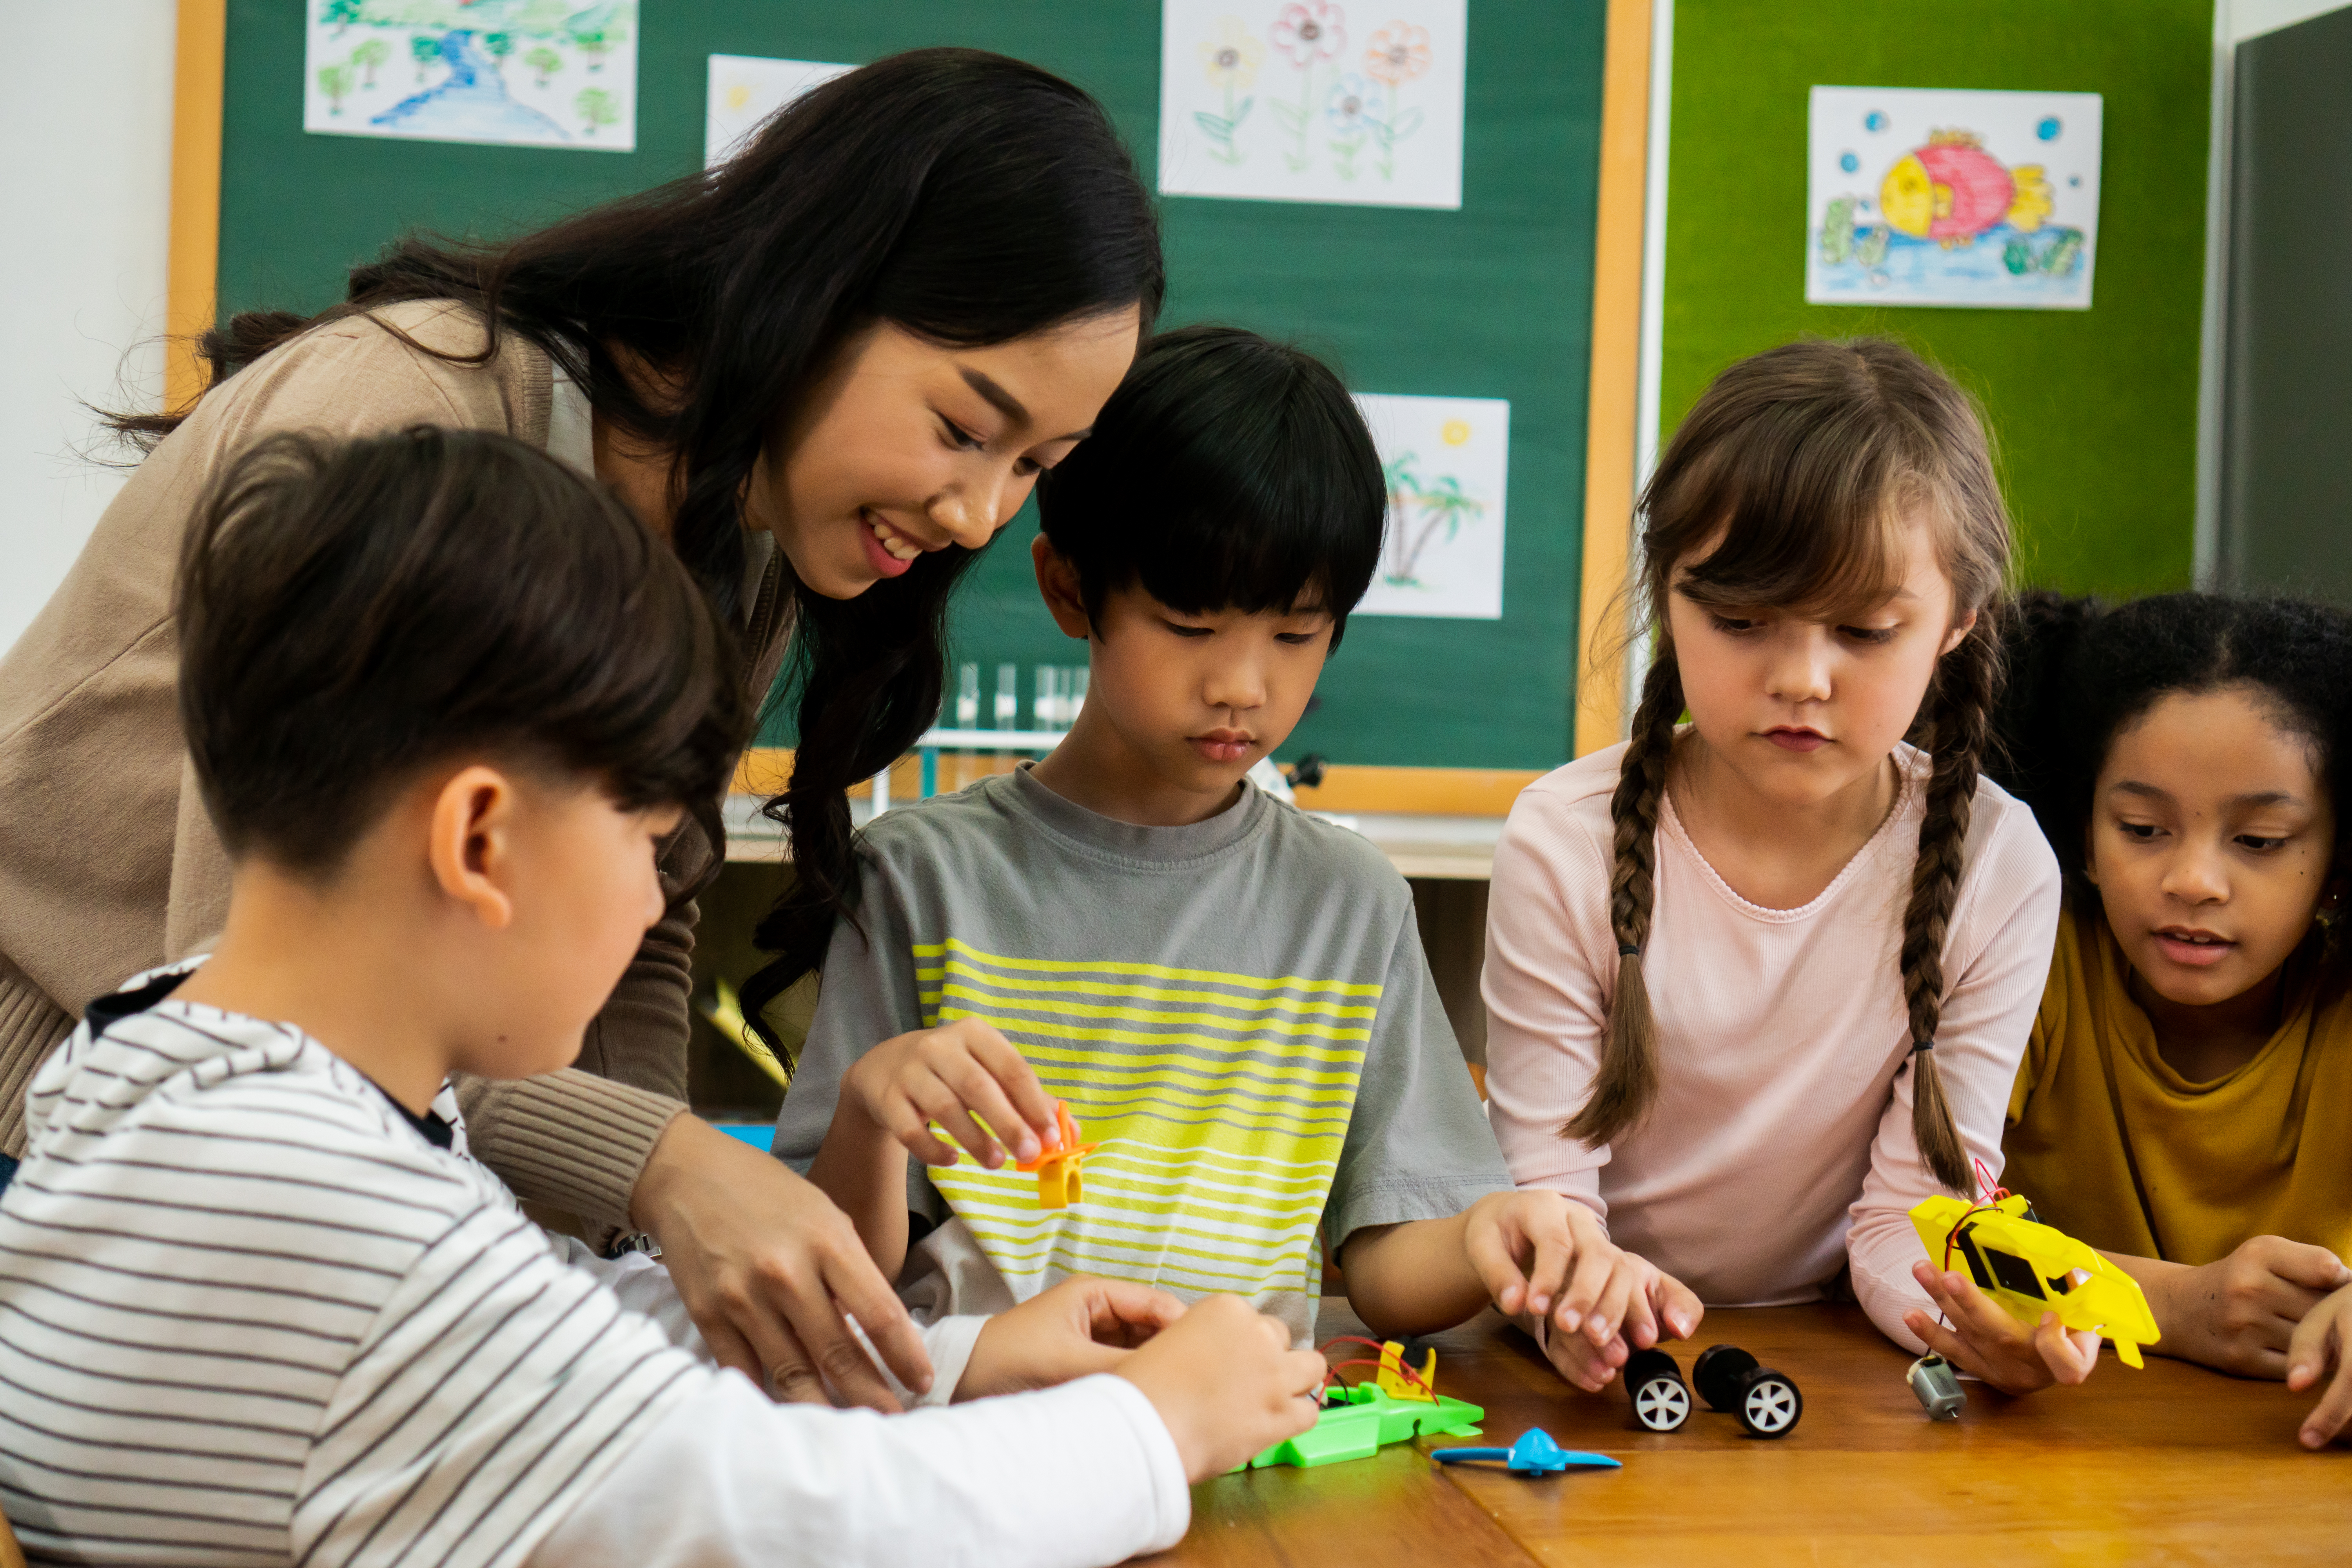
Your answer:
[2223,5,2352,598]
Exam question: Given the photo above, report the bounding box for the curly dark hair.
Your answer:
[1989,589,2352,904]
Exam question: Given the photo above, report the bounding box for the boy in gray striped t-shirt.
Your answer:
[778,329,1699,1388]
[0,429,1326,1568]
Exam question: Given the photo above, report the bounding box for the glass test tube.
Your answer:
[993,662,1020,730]
[955,662,980,729]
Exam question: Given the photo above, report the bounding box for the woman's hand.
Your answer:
[1903,1259,2099,1394]
[844,1018,1060,1169]
[630,1113,934,1412]
[2135,1237,2352,1379]
[956,1276,1189,1400]
[2287,1282,2352,1448]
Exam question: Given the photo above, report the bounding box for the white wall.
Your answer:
[2230,0,2352,42]
[0,2,177,661]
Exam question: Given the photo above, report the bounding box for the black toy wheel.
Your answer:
[1736,1370,1802,1437]
[1691,1344,1758,1412]
[1623,1348,1690,1432]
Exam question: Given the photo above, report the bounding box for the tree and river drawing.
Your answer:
[307,1,636,152]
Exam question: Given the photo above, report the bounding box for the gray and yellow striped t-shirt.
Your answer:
[773,766,1511,1343]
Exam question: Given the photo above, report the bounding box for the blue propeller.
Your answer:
[1429,1428,1621,1476]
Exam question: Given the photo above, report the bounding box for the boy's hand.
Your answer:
[631,1114,933,1413]
[843,1018,1060,1169]
[1904,1259,2099,1394]
[2151,1236,2352,1379]
[956,1276,1189,1400]
[1114,1295,1328,1482]
[2287,1282,2352,1449]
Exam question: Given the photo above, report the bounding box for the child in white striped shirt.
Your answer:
[0,428,1323,1568]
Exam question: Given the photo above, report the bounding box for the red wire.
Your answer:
[1933,1160,2018,1332]
[1318,1335,1391,1357]
[1320,1354,1434,1395]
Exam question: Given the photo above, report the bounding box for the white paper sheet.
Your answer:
[706,54,856,169]
[303,1,637,152]
[1352,393,1509,620]
[1157,0,1467,210]
[1806,86,2103,310]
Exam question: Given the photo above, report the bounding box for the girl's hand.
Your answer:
[1468,1191,1700,1368]
[1904,1259,2099,1393]
[957,1276,1189,1400]
[2287,1282,2352,1448]
[2150,1236,2352,1379]
[842,1018,1060,1169]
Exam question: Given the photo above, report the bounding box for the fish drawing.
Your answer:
[1879,129,2054,248]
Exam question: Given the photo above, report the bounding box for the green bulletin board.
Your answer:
[216,1,1609,771]
[1660,0,2212,597]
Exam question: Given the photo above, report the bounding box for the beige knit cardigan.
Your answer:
[0,301,793,1228]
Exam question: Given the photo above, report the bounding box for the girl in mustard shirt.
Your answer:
[1941,591,2352,1446]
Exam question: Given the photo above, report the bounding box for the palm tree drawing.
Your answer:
[1380,451,1485,586]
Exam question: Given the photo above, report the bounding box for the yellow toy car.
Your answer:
[1910,1193,2160,1368]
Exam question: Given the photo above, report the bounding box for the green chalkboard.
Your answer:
[1661,0,2210,598]
[217,1,1608,771]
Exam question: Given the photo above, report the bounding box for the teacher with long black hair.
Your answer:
[0,49,1157,1407]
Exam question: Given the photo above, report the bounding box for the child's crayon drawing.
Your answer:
[1807,87,2103,310]
[1157,0,1466,211]
[1353,394,1509,621]
[304,1,638,153]
[705,55,855,168]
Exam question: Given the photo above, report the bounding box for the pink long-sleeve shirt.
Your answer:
[1482,740,2061,1349]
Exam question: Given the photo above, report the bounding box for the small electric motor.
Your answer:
[1906,1353,1966,1421]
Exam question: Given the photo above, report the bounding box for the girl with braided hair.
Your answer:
[1974,590,2352,1446]
[1482,339,2063,1396]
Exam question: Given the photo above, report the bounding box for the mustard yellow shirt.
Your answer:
[2004,905,2352,1266]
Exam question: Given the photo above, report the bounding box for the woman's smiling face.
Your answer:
[750,309,1142,599]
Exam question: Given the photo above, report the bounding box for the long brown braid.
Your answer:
[1563,651,1686,1144]
[1898,616,2001,1190]
[1566,338,2012,1189]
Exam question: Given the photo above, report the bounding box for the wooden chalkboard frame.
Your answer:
[175,0,1649,781]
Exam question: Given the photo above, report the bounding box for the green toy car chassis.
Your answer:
[1238,1383,1486,1470]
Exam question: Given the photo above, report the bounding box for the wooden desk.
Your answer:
[1151,1300,2349,1566]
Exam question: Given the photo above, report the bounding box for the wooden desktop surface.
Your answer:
[1149,1299,2349,1566]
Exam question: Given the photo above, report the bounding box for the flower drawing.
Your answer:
[1269,1,1347,171]
[1194,16,1263,165]
[1325,74,1385,135]
[1269,1,1347,67]
[1200,16,1263,89]
[1357,19,1432,178]
[1324,72,1388,176]
[1363,22,1431,85]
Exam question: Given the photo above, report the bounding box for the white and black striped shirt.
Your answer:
[0,965,697,1566]
[0,965,1189,1568]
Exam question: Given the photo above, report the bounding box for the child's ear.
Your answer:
[1031,534,1093,640]
[1938,607,1980,658]
[425,764,519,931]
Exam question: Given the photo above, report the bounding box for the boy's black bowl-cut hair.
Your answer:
[1036,325,1383,646]
[177,426,750,881]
